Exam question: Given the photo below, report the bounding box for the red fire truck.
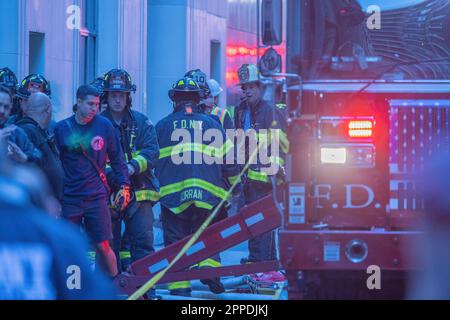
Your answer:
[273,0,450,299]
[115,0,450,299]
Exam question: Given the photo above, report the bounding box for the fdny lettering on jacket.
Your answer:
[173,120,203,130]
[0,244,56,299]
[180,188,203,202]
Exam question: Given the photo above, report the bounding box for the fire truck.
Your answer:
[115,0,450,299]
[274,0,450,299]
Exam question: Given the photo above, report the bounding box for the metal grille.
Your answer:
[367,0,450,79]
[389,99,450,211]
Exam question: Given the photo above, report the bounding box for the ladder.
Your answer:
[114,192,282,297]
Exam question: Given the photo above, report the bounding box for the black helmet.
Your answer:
[90,76,105,93]
[184,69,210,98]
[17,74,51,99]
[103,69,136,93]
[0,68,18,93]
[168,77,201,102]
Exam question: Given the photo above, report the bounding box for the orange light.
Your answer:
[226,71,239,83]
[226,45,286,57]
[227,47,238,56]
[348,120,373,138]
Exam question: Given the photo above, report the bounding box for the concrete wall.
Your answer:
[97,0,147,114]
[146,0,188,123]
[226,0,258,107]
[0,0,260,122]
[26,0,78,120]
[146,0,229,123]
[186,0,228,110]
[120,0,147,114]
[0,0,21,72]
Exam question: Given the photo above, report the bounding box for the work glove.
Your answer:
[113,185,131,212]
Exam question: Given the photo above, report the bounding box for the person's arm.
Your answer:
[218,124,241,189]
[128,117,160,176]
[17,124,46,165]
[106,124,130,187]
[267,107,288,179]
[106,124,131,211]
[10,126,42,163]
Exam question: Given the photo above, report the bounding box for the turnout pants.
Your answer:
[111,200,154,272]
[161,205,226,295]
[242,183,276,262]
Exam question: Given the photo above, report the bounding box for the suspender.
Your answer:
[65,119,111,195]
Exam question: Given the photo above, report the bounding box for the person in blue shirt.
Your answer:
[54,85,130,278]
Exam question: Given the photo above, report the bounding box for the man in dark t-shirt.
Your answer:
[54,85,130,278]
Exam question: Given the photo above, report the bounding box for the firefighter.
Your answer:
[234,64,289,282]
[100,68,160,272]
[184,69,224,125]
[155,77,240,296]
[0,86,42,164]
[0,67,19,124]
[184,70,234,131]
[184,70,210,107]
[54,84,131,277]
[206,78,234,131]
[0,67,18,96]
[16,92,64,202]
[14,74,52,124]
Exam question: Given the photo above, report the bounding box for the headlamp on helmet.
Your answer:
[168,77,201,102]
[0,68,18,93]
[16,74,51,99]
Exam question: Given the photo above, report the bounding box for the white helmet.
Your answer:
[237,64,260,85]
[206,79,223,98]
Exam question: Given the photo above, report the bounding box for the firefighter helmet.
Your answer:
[103,69,136,93]
[0,67,18,92]
[206,79,223,98]
[184,69,210,98]
[168,77,201,102]
[16,74,51,99]
[237,64,261,85]
[90,76,105,94]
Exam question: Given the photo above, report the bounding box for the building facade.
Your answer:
[0,0,283,122]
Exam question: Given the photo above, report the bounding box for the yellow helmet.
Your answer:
[237,64,261,85]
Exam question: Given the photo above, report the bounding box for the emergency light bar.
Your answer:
[319,117,375,140]
[348,120,373,138]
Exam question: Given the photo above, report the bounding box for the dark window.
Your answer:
[29,32,45,75]
[79,0,98,85]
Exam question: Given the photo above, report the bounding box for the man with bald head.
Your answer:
[16,92,64,202]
